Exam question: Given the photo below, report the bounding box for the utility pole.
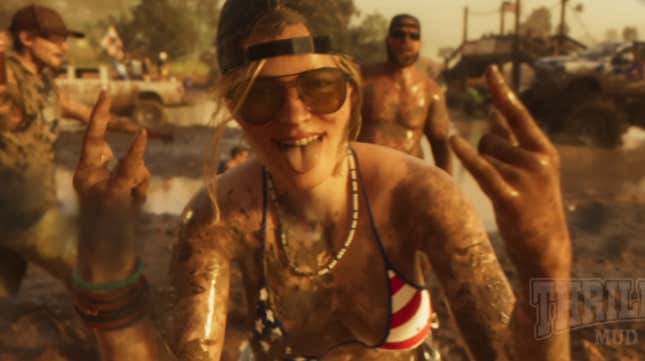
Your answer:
[463,6,469,44]
[557,0,570,54]
[499,3,506,35]
[512,0,522,91]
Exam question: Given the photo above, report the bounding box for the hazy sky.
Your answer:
[4,0,644,60]
[354,0,645,59]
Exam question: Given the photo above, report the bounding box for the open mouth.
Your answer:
[275,133,325,148]
[273,133,327,174]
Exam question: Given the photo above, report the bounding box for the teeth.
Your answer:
[279,135,321,147]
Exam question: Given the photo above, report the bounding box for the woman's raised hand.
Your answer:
[74,91,149,210]
[73,91,150,282]
[450,65,571,279]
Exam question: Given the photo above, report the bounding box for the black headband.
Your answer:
[226,35,334,71]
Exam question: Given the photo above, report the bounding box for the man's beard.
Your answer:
[387,46,419,68]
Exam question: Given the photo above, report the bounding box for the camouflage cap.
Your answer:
[9,5,84,38]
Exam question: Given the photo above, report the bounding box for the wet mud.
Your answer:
[1,113,644,360]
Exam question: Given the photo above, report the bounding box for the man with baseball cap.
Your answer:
[359,14,453,174]
[0,5,164,297]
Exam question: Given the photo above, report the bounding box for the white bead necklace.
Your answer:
[266,148,359,276]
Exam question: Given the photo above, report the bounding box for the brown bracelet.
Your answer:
[74,276,150,331]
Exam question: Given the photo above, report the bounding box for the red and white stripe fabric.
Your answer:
[381,269,432,350]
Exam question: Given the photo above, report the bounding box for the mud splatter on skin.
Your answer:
[388,160,515,360]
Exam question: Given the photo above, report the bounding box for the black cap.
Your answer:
[9,5,84,38]
[389,14,421,33]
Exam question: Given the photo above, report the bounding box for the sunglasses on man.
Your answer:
[233,67,350,125]
[389,30,421,41]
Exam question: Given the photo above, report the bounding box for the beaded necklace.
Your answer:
[265,148,359,276]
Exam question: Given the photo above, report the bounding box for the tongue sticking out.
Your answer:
[281,137,323,174]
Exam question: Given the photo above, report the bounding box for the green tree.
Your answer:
[281,0,388,64]
[112,0,202,59]
[348,12,388,64]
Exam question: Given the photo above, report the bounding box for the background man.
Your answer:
[359,14,453,174]
[0,5,165,297]
[218,144,250,174]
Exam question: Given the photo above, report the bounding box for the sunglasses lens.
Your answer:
[390,30,420,41]
[298,68,347,114]
[238,79,284,124]
[391,30,406,39]
[236,68,348,125]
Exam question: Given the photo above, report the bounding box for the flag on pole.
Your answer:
[502,1,517,13]
[100,25,124,60]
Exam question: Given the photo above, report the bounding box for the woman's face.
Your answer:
[234,24,353,189]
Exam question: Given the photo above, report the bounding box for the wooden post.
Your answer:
[512,0,522,91]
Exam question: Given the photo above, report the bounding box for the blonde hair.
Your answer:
[206,7,363,223]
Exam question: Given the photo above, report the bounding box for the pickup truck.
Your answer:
[56,65,185,128]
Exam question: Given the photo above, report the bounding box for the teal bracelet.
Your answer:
[73,259,144,292]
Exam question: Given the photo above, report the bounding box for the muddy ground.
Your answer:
[0,110,644,360]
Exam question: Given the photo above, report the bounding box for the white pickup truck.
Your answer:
[56,65,186,128]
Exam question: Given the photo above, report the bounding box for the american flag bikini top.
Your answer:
[253,152,435,360]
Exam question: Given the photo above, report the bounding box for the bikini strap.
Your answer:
[352,148,427,291]
[261,167,269,252]
[350,148,389,260]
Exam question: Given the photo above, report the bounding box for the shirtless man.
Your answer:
[359,14,453,174]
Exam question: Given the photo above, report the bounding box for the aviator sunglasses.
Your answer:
[234,67,350,125]
[389,29,421,41]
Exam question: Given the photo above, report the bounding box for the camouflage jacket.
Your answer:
[0,53,61,230]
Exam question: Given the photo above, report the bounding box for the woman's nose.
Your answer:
[278,86,310,124]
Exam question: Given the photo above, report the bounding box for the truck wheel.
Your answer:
[561,98,628,148]
[132,99,168,129]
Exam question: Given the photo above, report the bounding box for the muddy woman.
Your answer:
[70,1,572,360]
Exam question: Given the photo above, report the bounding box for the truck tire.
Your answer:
[132,99,168,130]
[561,98,628,148]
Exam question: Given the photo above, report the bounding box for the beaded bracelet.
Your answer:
[72,259,149,331]
[75,279,149,331]
[72,258,145,292]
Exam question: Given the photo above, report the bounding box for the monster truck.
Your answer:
[56,65,185,129]
[522,41,645,147]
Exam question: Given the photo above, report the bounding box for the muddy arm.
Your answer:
[409,170,515,360]
[168,195,233,361]
[424,86,453,175]
[446,65,572,360]
[73,92,176,360]
[415,171,569,361]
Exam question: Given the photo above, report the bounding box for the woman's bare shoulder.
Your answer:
[351,142,455,197]
[178,160,264,244]
[352,142,483,243]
